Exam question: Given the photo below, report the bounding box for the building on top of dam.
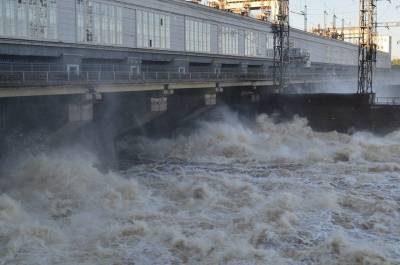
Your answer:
[0,0,392,78]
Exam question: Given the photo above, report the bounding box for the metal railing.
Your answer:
[375,97,400,106]
[0,69,396,87]
[0,71,274,86]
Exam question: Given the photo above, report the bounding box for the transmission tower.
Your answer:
[272,0,290,93]
[358,0,378,94]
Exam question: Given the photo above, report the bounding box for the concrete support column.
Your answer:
[68,95,94,123]
[205,93,217,106]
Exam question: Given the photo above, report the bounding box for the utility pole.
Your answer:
[323,10,328,34]
[333,14,337,31]
[358,0,378,94]
[304,5,308,32]
[272,0,290,93]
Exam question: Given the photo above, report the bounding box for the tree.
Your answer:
[392,58,400,65]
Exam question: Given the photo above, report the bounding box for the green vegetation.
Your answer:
[392,58,400,65]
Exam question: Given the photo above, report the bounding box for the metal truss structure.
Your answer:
[358,0,378,94]
[272,0,290,93]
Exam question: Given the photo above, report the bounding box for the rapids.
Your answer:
[1,108,399,265]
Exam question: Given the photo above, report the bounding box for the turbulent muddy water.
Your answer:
[1,108,400,265]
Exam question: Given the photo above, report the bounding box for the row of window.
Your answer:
[137,10,170,49]
[245,31,259,57]
[0,0,57,40]
[0,1,275,58]
[185,19,211,53]
[219,26,239,55]
[245,31,276,57]
[76,0,123,45]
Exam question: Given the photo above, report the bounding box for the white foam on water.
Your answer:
[1,108,400,265]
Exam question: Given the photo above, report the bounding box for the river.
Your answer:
[1,107,399,265]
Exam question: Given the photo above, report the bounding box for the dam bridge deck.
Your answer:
[0,70,353,97]
[0,69,399,98]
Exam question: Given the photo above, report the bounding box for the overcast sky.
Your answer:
[201,0,400,59]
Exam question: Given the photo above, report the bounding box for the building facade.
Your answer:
[0,0,392,70]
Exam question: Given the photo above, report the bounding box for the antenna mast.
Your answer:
[272,0,290,93]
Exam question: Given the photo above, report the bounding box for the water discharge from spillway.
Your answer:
[1,108,400,265]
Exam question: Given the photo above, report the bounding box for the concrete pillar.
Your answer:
[205,93,217,106]
[68,95,95,123]
[68,102,93,122]
[150,97,168,112]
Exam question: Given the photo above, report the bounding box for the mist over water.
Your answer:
[1,108,400,265]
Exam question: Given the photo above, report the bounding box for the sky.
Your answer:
[201,0,400,59]
[290,0,400,59]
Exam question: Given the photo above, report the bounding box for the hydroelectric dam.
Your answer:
[0,0,400,162]
[2,1,400,265]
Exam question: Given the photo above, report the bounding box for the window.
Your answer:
[17,0,28,37]
[116,7,122,44]
[245,31,260,57]
[77,0,85,42]
[5,0,16,36]
[93,2,101,43]
[48,0,57,39]
[76,0,122,45]
[185,18,211,53]
[0,0,57,40]
[136,10,170,49]
[101,4,109,44]
[219,26,239,55]
[266,34,274,58]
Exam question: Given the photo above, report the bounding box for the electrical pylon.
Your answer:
[272,0,290,93]
[357,0,378,94]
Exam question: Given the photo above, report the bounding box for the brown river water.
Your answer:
[1,108,400,265]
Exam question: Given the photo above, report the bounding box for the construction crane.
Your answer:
[272,0,290,93]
